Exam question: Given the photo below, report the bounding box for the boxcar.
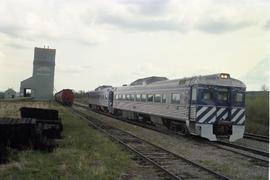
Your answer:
[55,89,74,106]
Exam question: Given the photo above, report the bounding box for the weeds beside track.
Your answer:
[70,106,231,180]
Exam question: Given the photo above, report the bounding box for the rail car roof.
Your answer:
[130,76,168,86]
[94,85,113,91]
[114,73,246,92]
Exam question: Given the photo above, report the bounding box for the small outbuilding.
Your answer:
[4,88,16,99]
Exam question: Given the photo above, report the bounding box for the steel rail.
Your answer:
[209,142,269,163]
[73,101,269,163]
[70,107,181,180]
[244,133,269,143]
[217,141,269,158]
[70,106,231,180]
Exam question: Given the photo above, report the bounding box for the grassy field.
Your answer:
[0,101,140,179]
[245,91,269,136]
[75,97,88,104]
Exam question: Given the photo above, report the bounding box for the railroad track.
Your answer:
[244,133,269,143]
[208,141,269,163]
[73,102,269,163]
[76,102,269,144]
[217,141,269,157]
[69,106,231,180]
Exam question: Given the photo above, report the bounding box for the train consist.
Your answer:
[88,73,246,142]
[55,89,74,106]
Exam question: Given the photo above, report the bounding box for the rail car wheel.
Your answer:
[140,114,153,125]
[162,118,189,135]
[182,126,189,135]
[114,109,122,116]
[162,119,171,129]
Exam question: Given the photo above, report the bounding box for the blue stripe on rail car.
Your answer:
[197,107,212,120]
[196,106,216,124]
[231,108,241,119]
[233,111,245,125]
[204,111,216,124]
[216,107,228,121]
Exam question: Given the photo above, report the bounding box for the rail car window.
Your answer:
[122,94,126,100]
[171,93,180,104]
[202,90,213,100]
[147,94,154,102]
[162,94,166,103]
[136,94,141,101]
[218,90,228,101]
[234,93,243,102]
[126,94,130,101]
[192,88,197,101]
[119,94,122,100]
[154,94,161,102]
[130,94,135,101]
[115,94,118,100]
[141,94,146,102]
[105,94,108,100]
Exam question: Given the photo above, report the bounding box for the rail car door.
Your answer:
[214,87,234,136]
[216,87,230,122]
[189,86,197,120]
[108,91,114,113]
[196,86,217,124]
[230,88,246,125]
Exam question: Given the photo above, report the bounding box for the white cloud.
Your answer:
[0,0,269,92]
[56,64,92,74]
[242,58,269,90]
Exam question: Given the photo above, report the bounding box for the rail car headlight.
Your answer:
[220,73,230,79]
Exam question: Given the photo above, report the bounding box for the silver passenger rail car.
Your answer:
[88,74,246,142]
[88,85,113,112]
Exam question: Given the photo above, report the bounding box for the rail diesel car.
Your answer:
[88,73,246,142]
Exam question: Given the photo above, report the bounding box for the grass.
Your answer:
[0,101,49,118]
[245,91,269,136]
[75,106,189,155]
[0,101,135,179]
[199,160,239,178]
[75,97,88,104]
[245,121,269,136]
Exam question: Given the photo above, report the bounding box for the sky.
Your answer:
[0,0,269,92]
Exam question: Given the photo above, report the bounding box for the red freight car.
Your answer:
[55,89,74,106]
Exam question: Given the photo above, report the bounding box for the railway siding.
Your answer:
[74,105,269,180]
[244,133,269,143]
[0,101,159,179]
[71,107,230,180]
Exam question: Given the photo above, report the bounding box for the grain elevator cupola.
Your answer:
[20,47,56,101]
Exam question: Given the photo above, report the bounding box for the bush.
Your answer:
[0,92,4,99]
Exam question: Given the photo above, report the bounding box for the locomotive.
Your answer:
[88,73,246,142]
[55,89,74,106]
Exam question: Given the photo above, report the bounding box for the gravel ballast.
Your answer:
[76,107,269,180]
